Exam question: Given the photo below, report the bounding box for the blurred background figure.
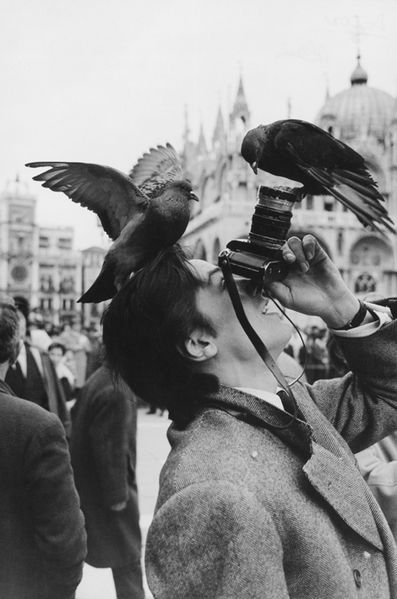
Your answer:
[48,342,76,403]
[85,324,103,380]
[70,365,144,599]
[59,320,91,398]
[299,325,329,384]
[5,299,71,436]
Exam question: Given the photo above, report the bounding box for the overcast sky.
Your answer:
[1,0,396,248]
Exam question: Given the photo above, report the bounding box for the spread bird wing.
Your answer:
[129,143,184,198]
[25,161,149,240]
[274,121,395,234]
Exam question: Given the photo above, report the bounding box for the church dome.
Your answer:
[316,56,395,143]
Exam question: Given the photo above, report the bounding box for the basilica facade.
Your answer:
[182,56,397,301]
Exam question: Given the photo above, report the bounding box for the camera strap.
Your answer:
[219,253,299,429]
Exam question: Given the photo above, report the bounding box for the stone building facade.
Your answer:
[0,177,106,325]
[182,56,397,301]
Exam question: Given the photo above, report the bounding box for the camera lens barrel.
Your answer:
[248,186,299,252]
[221,185,301,285]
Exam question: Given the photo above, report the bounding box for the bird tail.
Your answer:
[305,166,395,235]
[78,263,117,303]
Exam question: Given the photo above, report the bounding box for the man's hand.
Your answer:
[268,235,359,328]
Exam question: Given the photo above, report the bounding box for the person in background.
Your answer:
[70,365,144,599]
[60,320,91,397]
[299,325,329,383]
[48,341,76,403]
[85,324,103,379]
[0,295,86,598]
[6,308,71,436]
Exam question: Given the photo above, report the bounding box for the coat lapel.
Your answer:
[210,385,384,551]
[304,441,383,550]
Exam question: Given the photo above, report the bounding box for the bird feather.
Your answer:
[129,143,184,198]
[25,161,149,240]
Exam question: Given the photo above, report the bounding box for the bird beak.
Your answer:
[250,161,258,175]
[189,192,199,202]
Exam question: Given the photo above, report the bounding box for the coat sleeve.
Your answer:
[304,319,397,452]
[88,385,132,507]
[145,481,289,599]
[24,413,87,598]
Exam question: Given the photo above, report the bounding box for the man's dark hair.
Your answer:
[48,342,66,355]
[13,296,29,322]
[0,298,20,364]
[102,245,218,422]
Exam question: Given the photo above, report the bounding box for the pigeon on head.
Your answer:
[26,144,198,303]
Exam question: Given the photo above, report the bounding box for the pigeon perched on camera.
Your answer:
[26,144,198,303]
[241,119,395,234]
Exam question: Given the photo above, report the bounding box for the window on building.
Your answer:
[354,273,376,294]
[58,238,72,250]
[39,236,50,248]
[337,230,344,255]
[306,196,313,210]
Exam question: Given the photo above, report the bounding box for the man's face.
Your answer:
[49,347,63,366]
[189,260,292,362]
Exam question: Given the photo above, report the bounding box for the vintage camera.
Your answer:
[218,185,301,286]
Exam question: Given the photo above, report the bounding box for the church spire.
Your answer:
[212,106,226,149]
[229,76,250,127]
[350,53,368,86]
[197,123,207,155]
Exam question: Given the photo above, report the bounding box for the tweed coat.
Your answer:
[70,366,142,568]
[146,319,397,598]
[0,379,86,599]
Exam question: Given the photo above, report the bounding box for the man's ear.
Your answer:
[178,330,217,362]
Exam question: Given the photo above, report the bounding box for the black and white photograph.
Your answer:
[2,0,397,597]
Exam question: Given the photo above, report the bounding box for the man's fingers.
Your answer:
[302,235,316,261]
[284,236,309,272]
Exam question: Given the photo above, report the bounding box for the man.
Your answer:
[70,365,144,599]
[0,296,86,598]
[6,308,71,435]
[48,341,76,402]
[103,236,397,598]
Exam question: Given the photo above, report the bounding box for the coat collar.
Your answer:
[203,384,384,551]
[0,378,15,396]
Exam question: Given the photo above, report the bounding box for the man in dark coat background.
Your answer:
[70,365,144,599]
[0,295,87,599]
[6,302,71,435]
